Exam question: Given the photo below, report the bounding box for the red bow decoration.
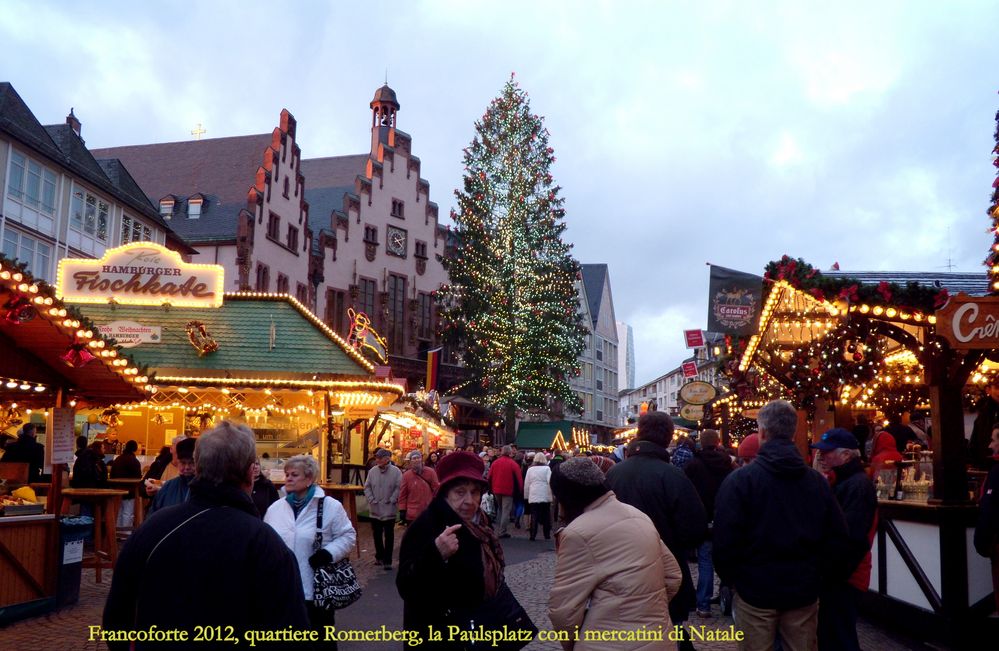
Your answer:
[809,288,826,302]
[933,289,950,309]
[4,296,37,325]
[61,338,96,368]
[838,284,860,303]
[876,281,893,303]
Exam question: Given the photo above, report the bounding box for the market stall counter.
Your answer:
[0,514,58,624]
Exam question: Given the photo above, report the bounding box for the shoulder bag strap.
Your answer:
[314,496,325,552]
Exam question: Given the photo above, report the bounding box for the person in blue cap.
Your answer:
[811,427,877,651]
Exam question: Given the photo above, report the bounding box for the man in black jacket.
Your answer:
[1,423,45,483]
[969,376,999,470]
[103,422,308,648]
[606,411,708,650]
[714,400,850,651]
[684,429,734,617]
[811,428,877,651]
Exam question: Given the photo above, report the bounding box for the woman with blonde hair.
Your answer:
[523,452,553,541]
[264,454,356,641]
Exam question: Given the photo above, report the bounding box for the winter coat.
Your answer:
[148,474,192,515]
[970,396,999,470]
[867,431,904,480]
[109,451,142,479]
[683,446,734,519]
[488,455,524,497]
[140,453,171,498]
[398,467,440,521]
[71,448,107,488]
[251,473,280,519]
[524,465,553,504]
[2,434,45,483]
[713,438,851,611]
[264,486,356,600]
[549,492,682,651]
[605,440,708,622]
[830,457,878,591]
[103,481,308,649]
[364,463,403,520]
[975,464,999,558]
[397,495,496,646]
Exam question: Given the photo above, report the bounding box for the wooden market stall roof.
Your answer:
[515,420,574,450]
[75,293,378,383]
[0,257,147,407]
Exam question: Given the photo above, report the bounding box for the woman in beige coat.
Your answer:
[549,457,683,651]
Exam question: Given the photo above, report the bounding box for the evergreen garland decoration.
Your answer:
[986,99,999,294]
[436,75,586,417]
[763,256,949,312]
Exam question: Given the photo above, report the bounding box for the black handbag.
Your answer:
[445,581,537,650]
[312,497,362,610]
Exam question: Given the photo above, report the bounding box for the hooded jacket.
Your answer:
[606,439,708,621]
[867,431,903,480]
[683,446,734,519]
[103,481,308,649]
[713,438,851,610]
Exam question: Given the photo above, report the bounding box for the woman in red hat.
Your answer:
[396,451,536,649]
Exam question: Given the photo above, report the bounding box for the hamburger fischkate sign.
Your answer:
[56,242,225,308]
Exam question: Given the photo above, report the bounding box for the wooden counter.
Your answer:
[0,514,58,623]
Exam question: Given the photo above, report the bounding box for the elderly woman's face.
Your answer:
[445,480,482,521]
[284,464,312,496]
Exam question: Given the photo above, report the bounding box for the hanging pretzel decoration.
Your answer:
[186,320,219,357]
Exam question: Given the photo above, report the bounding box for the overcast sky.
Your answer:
[3,1,998,386]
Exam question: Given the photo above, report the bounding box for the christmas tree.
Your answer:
[437,75,586,442]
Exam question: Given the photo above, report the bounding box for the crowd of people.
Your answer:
[1,393,995,651]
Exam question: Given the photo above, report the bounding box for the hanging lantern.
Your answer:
[61,339,97,368]
[4,296,37,324]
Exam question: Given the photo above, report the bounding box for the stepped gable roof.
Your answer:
[824,270,989,297]
[77,294,374,377]
[301,154,367,252]
[0,83,173,232]
[91,133,274,244]
[580,263,609,328]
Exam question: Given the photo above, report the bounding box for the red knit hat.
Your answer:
[738,433,761,460]
[435,451,487,492]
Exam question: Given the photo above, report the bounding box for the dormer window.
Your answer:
[159,198,175,219]
[188,195,204,219]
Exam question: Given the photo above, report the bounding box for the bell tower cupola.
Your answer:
[370,84,400,128]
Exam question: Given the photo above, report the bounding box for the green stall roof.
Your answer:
[76,295,372,378]
[515,420,574,450]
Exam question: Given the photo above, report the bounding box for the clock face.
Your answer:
[387,227,407,256]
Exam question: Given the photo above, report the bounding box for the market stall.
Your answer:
[0,253,147,623]
[57,243,403,484]
[723,257,994,644]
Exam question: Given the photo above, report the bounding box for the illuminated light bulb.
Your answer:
[63,319,74,327]
[17,283,29,292]
[5,380,17,388]
[885,308,897,318]
[872,306,884,316]
[69,400,77,407]
[76,329,86,338]
[19,383,31,390]
[0,271,9,279]
[33,296,45,305]
[859,305,870,314]
[12,272,22,281]
[34,385,45,392]
[928,315,937,324]
[28,285,38,293]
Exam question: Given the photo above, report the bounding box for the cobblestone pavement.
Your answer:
[1,520,954,650]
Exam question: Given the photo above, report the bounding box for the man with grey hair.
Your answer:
[398,450,439,525]
[488,444,524,538]
[713,400,850,651]
[103,422,308,646]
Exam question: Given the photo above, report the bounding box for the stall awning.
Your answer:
[515,420,572,450]
[0,257,146,406]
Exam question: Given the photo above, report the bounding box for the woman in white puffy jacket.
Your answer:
[265,454,356,639]
[523,452,553,541]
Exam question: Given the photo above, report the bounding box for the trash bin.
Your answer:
[57,516,93,608]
